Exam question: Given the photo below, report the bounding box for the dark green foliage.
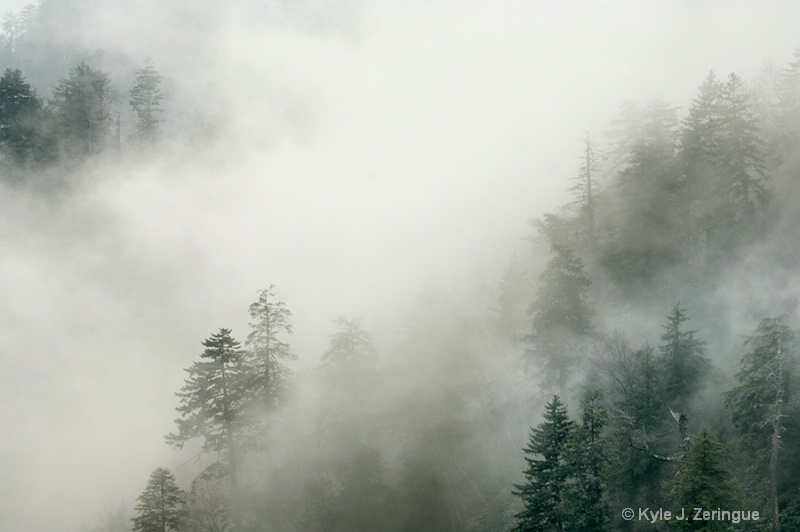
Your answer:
[725,316,795,453]
[131,468,185,532]
[52,62,114,159]
[528,245,593,396]
[725,316,796,531]
[569,389,609,531]
[513,396,575,531]
[130,58,163,142]
[0,68,41,165]
[166,328,249,506]
[658,303,709,409]
[668,428,742,531]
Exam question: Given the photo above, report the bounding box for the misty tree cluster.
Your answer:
[6,4,800,532]
[0,2,164,181]
[115,48,800,532]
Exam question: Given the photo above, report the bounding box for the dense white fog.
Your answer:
[1,1,800,530]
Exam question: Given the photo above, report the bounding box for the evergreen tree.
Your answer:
[568,388,608,532]
[714,73,768,244]
[0,67,41,165]
[528,245,593,398]
[725,316,796,532]
[600,99,685,288]
[52,62,114,159]
[129,57,163,142]
[658,303,709,411]
[131,468,185,532]
[668,428,742,531]
[166,329,249,498]
[245,285,294,412]
[319,318,386,531]
[569,131,600,251]
[513,395,575,531]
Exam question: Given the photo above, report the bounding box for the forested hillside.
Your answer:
[3,2,800,531]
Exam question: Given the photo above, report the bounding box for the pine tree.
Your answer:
[129,57,163,142]
[52,62,114,159]
[528,245,593,398]
[569,132,600,251]
[131,468,185,532]
[245,285,295,411]
[166,328,249,497]
[319,318,386,531]
[513,395,575,531]
[568,388,608,532]
[658,303,709,411]
[669,428,742,531]
[725,316,796,532]
[716,73,768,236]
[600,99,685,287]
[0,67,44,166]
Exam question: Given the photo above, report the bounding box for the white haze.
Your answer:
[0,1,799,530]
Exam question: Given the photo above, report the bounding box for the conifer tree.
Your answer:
[513,395,575,531]
[245,285,295,412]
[569,132,600,251]
[725,316,796,532]
[0,67,40,164]
[528,245,593,398]
[669,428,742,531]
[568,388,608,531]
[131,468,185,532]
[167,328,249,496]
[52,62,114,158]
[658,303,709,411]
[129,57,163,142]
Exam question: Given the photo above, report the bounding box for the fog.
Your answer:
[1,1,800,530]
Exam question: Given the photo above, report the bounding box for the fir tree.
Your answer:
[725,316,796,532]
[245,285,295,411]
[166,329,249,497]
[669,428,742,531]
[131,468,185,532]
[568,388,608,532]
[658,303,709,411]
[513,395,575,531]
[52,62,114,159]
[528,245,593,398]
[0,67,40,165]
[129,57,163,142]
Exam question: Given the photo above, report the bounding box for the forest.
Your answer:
[2,1,800,532]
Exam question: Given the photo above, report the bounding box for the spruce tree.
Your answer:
[0,67,41,165]
[52,62,114,159]
[528,245,593,398]
[166,328,249,496]
[568,388,608,532]
[725,316,796,532]
[245,285,295,411]
[129,57,163,142]
[131,468,185,532]
[513,395,575,531]
[658,303,709,411]
[669,428,742,531]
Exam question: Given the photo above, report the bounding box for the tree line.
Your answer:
[0,59,162,170]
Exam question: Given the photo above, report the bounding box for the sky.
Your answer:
[1,1,800,530]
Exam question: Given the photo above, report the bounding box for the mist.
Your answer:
[2,1,800,531]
